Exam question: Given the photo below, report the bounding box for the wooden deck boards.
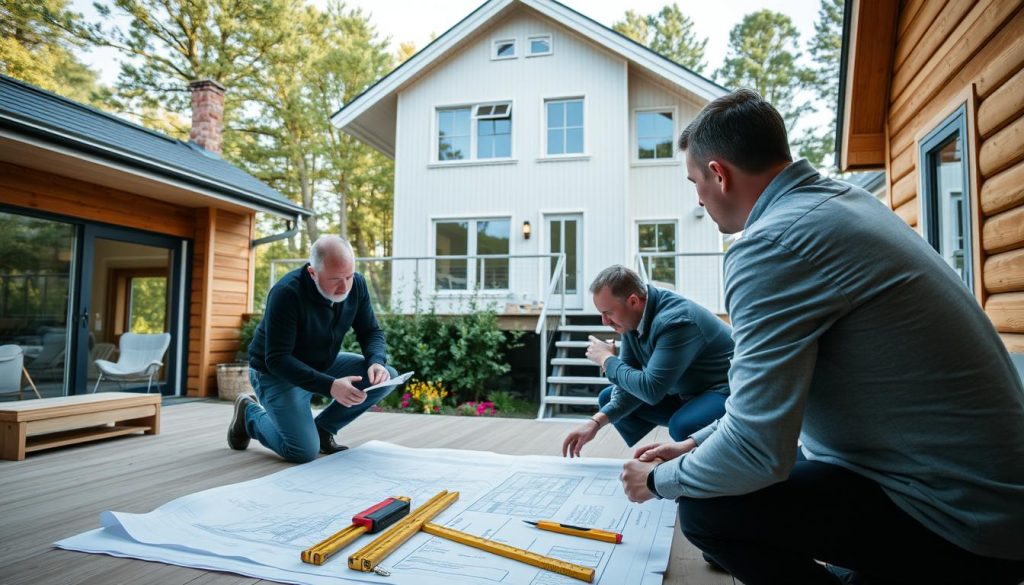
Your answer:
[0,401,735,585]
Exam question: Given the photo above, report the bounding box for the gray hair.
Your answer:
[589,265,647,301]
[678,88,792,175]
[309,235,354,271]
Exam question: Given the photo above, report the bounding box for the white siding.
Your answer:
[627,71,724,311]
[392,7,629,313]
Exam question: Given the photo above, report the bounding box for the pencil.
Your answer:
[524,520,622,544]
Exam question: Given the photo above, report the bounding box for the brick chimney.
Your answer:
[188,79,226,154]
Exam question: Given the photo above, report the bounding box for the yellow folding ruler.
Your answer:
[348,490,596,583]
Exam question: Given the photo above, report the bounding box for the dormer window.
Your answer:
[527,35,552,57]
[493,39,516,60]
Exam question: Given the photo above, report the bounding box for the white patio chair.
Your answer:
[92,333,171,394]
[0,344,42,400]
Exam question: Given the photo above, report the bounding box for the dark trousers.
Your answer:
[597,386,726,446]
[678,460,1024,584]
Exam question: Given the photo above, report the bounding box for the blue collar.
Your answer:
[744,159,821,230]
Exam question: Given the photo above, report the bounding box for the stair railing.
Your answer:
[535,253,566,418]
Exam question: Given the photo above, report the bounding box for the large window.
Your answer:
[437,103,512,162]
[638,221,676,286]
[920,105,972,288]
[636,110,674,160]
[435,218,510,291]
[545,98,584,156]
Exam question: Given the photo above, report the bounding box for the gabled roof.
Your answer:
[0,74,309,218]
[331,0,728,158]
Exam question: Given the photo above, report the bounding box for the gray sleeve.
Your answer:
[654,238,850,499]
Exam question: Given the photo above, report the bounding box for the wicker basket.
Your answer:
[216,363,254,401]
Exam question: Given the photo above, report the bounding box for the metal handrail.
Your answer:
[535,253,566,418]
[534,254,566,335]
[633,251,650,283]
[270,253,566,290]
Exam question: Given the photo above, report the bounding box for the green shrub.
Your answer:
[341,290,522,405]
[236,314,262,362]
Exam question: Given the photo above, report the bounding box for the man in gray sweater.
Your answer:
[619,89,1024,583]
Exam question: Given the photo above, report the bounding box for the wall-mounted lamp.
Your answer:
[522,220,532,240]
[693,205,706,219]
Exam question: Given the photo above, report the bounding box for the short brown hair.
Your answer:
[678,88,792,174]
[589,265,647,301]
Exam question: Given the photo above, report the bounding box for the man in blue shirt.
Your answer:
[620,89,1024,583]
[227,235,397,463]
[562,265,732,457]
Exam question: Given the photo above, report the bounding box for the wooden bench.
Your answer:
[0,392,161,461]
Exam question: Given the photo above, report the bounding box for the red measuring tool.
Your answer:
[301,496,411,565]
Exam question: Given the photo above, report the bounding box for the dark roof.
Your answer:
[0,74,309,218]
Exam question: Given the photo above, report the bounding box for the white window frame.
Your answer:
[633,106,679,164]
[636,219,679,288]
[540,96,587,160]
[432,100,515,165]
[492,38,516,60]
[527,35,552,57]
[432,216,513,294]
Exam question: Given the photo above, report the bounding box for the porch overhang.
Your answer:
[836,0,900,173]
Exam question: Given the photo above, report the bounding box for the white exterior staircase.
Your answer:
[538,320,619,418]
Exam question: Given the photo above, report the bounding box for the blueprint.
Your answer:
[56,441,677,585]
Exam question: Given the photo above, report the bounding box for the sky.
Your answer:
[70,0,822,87]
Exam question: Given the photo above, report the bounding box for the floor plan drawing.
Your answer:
[57,441,677,585]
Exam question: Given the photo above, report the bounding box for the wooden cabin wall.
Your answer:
[885,1,1024,353]
[0,162,195,238]
[187,208,254,396]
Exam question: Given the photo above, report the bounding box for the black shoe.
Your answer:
[317,426,349,454]
[228,394,256,450]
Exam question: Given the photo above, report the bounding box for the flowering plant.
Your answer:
[400,380,448,414]
[455,401,497,416]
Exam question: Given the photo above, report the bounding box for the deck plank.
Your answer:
[0,401,733,584]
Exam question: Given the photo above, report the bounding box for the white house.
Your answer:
[332,0,728,316]
[331,0,730,416]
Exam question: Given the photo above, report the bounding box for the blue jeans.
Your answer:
[598,386,726,446]
[246,353,398,463]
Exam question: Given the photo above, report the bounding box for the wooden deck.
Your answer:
[0,400,736,585]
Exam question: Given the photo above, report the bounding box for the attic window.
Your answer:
[493,39,516,60]
[528,35,552,56]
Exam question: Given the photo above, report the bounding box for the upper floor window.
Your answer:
[919,104,972,288]
[436,102,512,162]
[438,107,471,161]
[636,110,674,160]
[527,35,552,57]
[545,98,584,156]
[493,39,516,60]
[475,103,511,159]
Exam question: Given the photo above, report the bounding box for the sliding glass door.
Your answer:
[0,211,76,399]
[0,206,188,399]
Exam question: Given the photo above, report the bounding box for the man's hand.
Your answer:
[586,335,616,369]
[367,363,390,386]
[621,459,658,503]
[633,438,697,462]
[330,375,365,406]
[562,420,600,458]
